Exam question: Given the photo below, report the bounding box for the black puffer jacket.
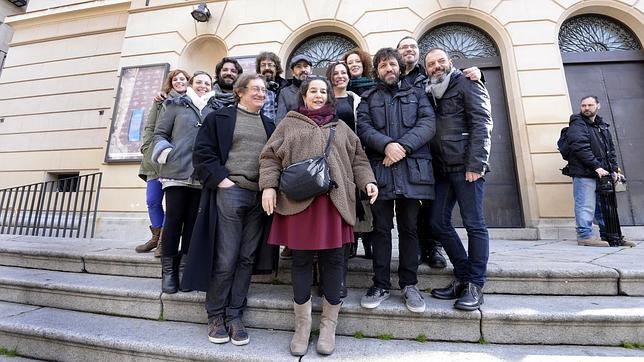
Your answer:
[565,113,618,178]
[357,82,436,200]
[429,69,493,174]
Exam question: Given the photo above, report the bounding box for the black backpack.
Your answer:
[557,126,571,160]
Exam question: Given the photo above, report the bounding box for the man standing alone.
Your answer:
[424,48,493,311]
[563,96,635,248]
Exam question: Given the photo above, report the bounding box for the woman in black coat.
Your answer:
[183,74,275,346]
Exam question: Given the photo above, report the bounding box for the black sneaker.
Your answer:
[207,316,229,344]
[227,318,250,346]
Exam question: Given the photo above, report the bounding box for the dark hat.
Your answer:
[289,54,312,69]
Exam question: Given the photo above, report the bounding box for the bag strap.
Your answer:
[323,126,336,157]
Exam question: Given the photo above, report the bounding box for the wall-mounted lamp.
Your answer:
[191,3,211,22]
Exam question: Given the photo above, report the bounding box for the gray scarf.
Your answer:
[425,67,455,100]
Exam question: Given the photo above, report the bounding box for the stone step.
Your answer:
[2,235,641,296]
[0,301,642,362]
[0,265,642,346]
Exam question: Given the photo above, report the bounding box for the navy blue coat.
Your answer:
[357,82,436,200]
[182,105,276,292]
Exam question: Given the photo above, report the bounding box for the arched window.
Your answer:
[418,23,498,60]
[289,33,357,69]
[559,15,642,53]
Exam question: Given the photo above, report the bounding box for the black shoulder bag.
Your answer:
[279,126,337,201]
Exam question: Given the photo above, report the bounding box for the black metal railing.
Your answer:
[0,173,103,238]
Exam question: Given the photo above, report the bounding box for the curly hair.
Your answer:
[255,51,283,77]
[371,47,403,80]
[162,69,191,94]
[341,48,373,78]
[215,57,243,80]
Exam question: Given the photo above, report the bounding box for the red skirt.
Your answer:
[267,195,353,250]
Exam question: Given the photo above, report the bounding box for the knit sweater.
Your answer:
[259,111,376,226]
[225,108,267,191]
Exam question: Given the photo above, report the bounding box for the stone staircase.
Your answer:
[0,234,642,361]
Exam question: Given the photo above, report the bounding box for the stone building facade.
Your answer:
[0,0,642,239]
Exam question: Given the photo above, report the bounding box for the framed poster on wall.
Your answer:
[105,63,170,163]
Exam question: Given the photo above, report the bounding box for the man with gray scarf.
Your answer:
[424,48,493,311]
[211,57,243,110]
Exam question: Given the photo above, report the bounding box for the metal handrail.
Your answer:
[0,173,103,238]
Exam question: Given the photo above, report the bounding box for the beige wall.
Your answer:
[1,0,643,237]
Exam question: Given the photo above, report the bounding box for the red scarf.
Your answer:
[298,104,336,126]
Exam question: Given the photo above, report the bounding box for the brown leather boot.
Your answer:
[154,231,163,258]
[135,226,161,253]
[317,298,341,355]
[290,299,312,356]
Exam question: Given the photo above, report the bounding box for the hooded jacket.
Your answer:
[565,113,618,178]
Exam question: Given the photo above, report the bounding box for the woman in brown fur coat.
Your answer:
[259,76,378,357]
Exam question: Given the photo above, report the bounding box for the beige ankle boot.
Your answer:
[290,299,312,356]
[317,298,341,355]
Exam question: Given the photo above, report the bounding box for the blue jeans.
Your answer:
[573,177,605,240]
[431,173,489,288]
[146,179,164,228]
[206,185,264,322]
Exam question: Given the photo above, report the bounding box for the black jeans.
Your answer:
[417,200,441,254]
[161,186,201,257]
[292,248,344,306]
[206,185,264,322]
[370,198,420,290]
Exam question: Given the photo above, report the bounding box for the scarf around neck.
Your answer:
[186,87,215,113]
[298,104,336,126]
[349,76,375,89]
[425,67,455,100]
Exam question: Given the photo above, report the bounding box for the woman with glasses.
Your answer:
[152,70,217,294]
[183,74,276,347]
[259,76,378,356]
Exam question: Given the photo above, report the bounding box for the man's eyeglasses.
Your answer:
[245,86,267,94]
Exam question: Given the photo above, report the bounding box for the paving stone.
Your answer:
[481,294,644,346]
[0,266,161,320]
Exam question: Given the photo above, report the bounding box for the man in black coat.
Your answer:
[424,48,493,311]
[564,95,635,248]
[255,51,288,121]
[357,47,435,314]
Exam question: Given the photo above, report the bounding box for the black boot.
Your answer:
[178,254,192,292]
[431,280,466,300]
[161,256,179,294]
[428,246,447,269]
[454,282,484,311]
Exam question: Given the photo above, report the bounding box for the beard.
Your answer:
[261,70,275,81]
[582,109,597,118]
[379,68,400,86]
[429,64,453,84]
[217,76,235,90]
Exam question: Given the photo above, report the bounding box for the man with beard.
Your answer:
[397,36,484,269]
[562,96,635,248]
[275,54,312,125]
[211,57,243,110]
[357,47,435,313]
[424,48,493,311]
[255,52,288,121]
